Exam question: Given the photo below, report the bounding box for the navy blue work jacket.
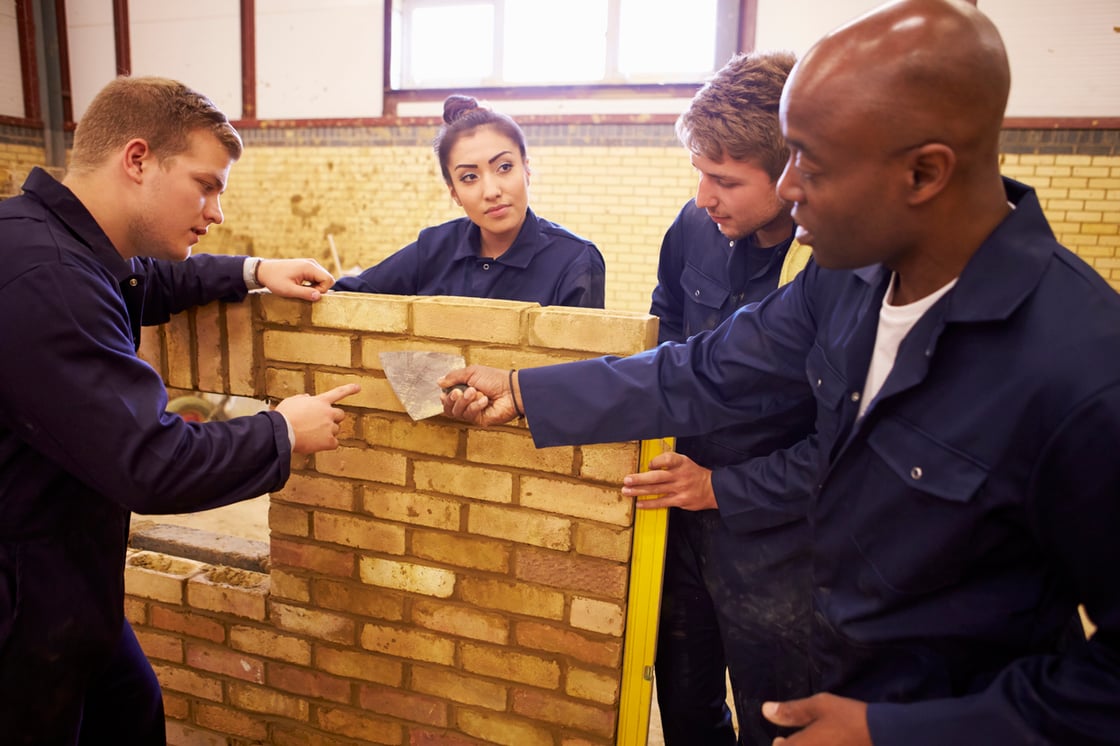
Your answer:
[333,208,605,308]
[519,179,1120,744]
[0,168,291,728]
[649,200,814,532]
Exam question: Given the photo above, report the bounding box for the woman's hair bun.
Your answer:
[443,94,482,124]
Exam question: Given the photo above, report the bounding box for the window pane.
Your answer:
[504,0,607,84]
[619,0,718,79]
[407,4,495,86]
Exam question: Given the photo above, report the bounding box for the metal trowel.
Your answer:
[379,351,465,421]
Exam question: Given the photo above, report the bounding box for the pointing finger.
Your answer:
[317,383,362,404]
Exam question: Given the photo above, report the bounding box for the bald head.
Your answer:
[787,0,1009,166]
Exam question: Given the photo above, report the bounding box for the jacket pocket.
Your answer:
[853,416,989,594]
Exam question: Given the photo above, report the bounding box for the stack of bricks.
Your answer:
[132,290,659,745]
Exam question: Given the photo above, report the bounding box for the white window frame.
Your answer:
[389,0,742,91]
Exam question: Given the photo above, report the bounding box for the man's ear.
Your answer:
[906,143,955,206]
[122,138,152,184]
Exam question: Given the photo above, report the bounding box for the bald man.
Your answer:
[440,1,1120,743]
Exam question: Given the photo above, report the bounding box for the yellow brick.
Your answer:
[570,597,625,636]
[466,429,574,475]
[359,337,464,371]
[1070,166,1110,177]
[152,663,224,702]
[315,445,408,485]
[268,567,311,603]
[272,472,358,511]
[579,442,642,483]
[195,303,224,393]
[520,475,633,526]
[311,292,410,332]
[469,347,592,370]
[412,598,510,644]
[137,325,164,377]
[314,646,403,686]
[165,313,193,389]
[566,666,621,704]
[226,300,256,396]
[412,296,532,343]
[413,460,514,503]
[411,666,508,710]
[124,552,206,604]
[458,709,555,746]
[263,329,351,366]
[271,602,356,644]
[228,625,312,665]
[362,485,462,530]
[468,503,572,550]
[316,705,402,743]
[458,576,565,620]
[526,306,657,355]
[361,413,460,458]
[229,681,309,721]
[187,567,268,620]
[258,295,306,326]
[359,623,456,664]
[265,366,307,400]
[313,369,402,412]
[461,642,560,688]
[359,556,456,597]
[411,529,511,573]
[575,523,633,562]
[314,510,407,552]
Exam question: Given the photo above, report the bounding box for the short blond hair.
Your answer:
[69,76,242,173]
[676,51,796,181]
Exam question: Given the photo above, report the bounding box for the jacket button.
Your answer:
[129,278,138,287]
[482,263,490,270]
[910,466,923,480]
[850,391,861,402]
[694,289,701,297]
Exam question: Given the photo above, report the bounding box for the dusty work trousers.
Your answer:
[654,508,813,746]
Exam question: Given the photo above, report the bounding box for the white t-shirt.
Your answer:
[858,274,958,417]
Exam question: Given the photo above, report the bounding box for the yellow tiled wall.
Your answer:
[1001,154,1120,287]
[3,127,1118,303]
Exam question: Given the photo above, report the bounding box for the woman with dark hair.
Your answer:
[334,95,605,308]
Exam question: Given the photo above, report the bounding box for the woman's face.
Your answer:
[446,126,530,254]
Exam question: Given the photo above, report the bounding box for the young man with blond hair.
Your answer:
[0,76,359,744]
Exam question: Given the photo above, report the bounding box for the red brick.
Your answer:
[313,578,405,621]
[512,687,617,738]
[185,642,265,683]
[315,705,402,744]
[271,537,355,578]
[164,720,225,746]
[357,683,449,727]
[268,662,352,704]
[150,606,226,643]
[515,621,623,668]
[272,472,357,511]
[514,546,628,597]
[410,728,490,746]
[194,701,269,740]
[457,709,554,746]
[134,628,183,663]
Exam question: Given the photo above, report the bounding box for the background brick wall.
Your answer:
[132,291,660,745]
[1,123,1117,303]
